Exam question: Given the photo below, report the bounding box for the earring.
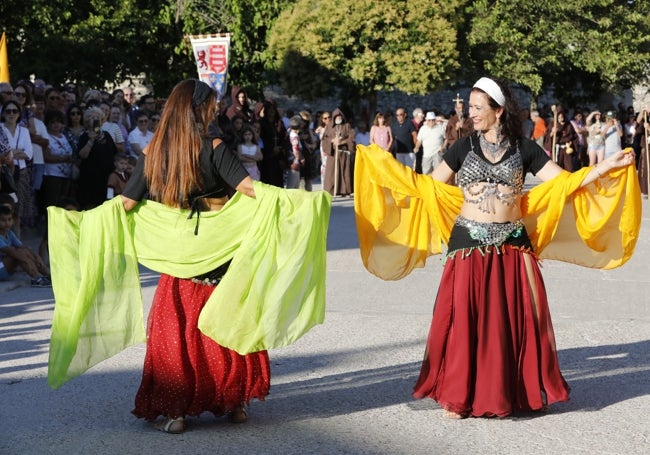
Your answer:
[495,123,503,143]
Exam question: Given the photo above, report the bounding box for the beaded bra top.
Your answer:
[456,136,524,214]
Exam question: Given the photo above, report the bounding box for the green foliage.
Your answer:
[468,0,650,96]
[174,0,294,98]
[0,0,194,94]
[220,0,295,98]
[265,0,466,100]
[0,0,648,101]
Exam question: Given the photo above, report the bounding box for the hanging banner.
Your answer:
[189,33,231,101]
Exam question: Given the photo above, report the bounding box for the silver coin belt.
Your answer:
[455,216,524,246]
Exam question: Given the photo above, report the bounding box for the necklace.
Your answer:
[478,131,510,161]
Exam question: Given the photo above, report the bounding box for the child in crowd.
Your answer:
[286,115,306,189]
[0,193,16,214]
[107,153,131,198]
[236,126,263,180]
[0,205,51,287]
[126,156,137,176]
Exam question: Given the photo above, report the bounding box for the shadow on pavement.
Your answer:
[558,339,650,412]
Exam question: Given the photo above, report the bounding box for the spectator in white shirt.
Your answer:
[414,112,446,174]
[128,112,154,156]
[98,101,125,153]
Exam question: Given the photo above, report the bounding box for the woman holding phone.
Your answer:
[76,106,117,209]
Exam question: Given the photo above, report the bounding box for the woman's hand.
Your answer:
[120,195,139,212]
[87,129,99,142]
[235,176,256,199]
[601,148,635,173]
[13,148,28,160]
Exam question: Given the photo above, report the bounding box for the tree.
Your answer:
[227,0,291,97]
[0,0,648,102]
[143,0,295,97]
[467,0,650,99]
[265,0,467,105]
[0,0,194,95]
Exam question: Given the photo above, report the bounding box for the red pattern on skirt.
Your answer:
[132,274,270,420]
[413,246,570,417]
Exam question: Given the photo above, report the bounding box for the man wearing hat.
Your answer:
[414,111,446,175]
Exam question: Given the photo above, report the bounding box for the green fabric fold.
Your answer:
[48,182,331,389]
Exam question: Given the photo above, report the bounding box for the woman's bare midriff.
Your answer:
[459,187,522,223]
[203,196,229,212]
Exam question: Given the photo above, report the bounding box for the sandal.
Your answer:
[155,416,185,434]
[229,403,248,424]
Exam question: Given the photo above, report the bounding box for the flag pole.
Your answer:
[0,32,10,83]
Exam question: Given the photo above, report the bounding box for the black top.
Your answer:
[444,134,549,253]
[123,137,249,205]
[443,135,550,176]
[77,131,117,209]
[391,120,417,154]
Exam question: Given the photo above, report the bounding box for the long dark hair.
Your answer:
[471,78,523,145]
[144,79,217,207]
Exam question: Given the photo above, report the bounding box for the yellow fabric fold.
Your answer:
[523,166,641,268]
[48,182,331,389]
[354,144,641,280]
[353,144,462,280]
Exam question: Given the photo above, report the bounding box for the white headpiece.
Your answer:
[473,77,506,107]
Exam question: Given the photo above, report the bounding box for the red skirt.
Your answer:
[413,246,570,417]
[132,274,271,420]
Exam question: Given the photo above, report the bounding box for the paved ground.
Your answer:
[1,189,649,455]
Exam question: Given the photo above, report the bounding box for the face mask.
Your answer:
[335,118,343,125]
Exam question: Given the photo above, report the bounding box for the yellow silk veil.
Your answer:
[354,144,641,280]
[47,182,331,389]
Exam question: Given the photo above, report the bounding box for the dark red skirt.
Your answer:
[413,246,570,417]
[132,274,271,420]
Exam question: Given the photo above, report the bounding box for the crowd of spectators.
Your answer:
[0,79,162,266]
[1,77,648,262]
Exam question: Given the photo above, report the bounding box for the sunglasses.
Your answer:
[322,116,330,120]
[151,117,160,121]
[70,111,81,116]
[14,92,26,98]
[4,108,19,114]
[1,91,13,96]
